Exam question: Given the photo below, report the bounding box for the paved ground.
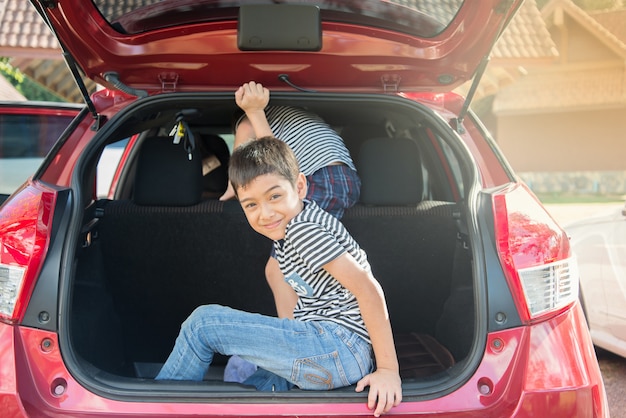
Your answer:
[543,202,623,227]
[544,202,626,417]
[596,348,626,417]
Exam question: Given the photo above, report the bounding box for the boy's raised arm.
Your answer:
[235,81,273,138]
[221,82,274,201]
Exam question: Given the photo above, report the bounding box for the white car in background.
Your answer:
[568,200,626,357]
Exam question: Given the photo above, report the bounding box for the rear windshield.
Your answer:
[93,0,463,38]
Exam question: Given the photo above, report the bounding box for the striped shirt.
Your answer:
[266,106,356,175]
[275,200,371,343]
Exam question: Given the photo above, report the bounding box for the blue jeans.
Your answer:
[155,305,373,391]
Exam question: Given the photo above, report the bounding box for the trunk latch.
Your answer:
[381,74,401,93]
[159,73,179,93]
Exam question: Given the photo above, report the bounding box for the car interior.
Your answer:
[69,94,475,389]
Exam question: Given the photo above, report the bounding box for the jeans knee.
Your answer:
[183,304,227,330]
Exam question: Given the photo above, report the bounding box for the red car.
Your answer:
[0,101,81,203]
[0,1,607,417]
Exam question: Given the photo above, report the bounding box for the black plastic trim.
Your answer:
[477,190,523,332]
[22,187,72,331]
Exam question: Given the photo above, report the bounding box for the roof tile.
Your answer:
[0,0,58,50]
[590,9,626,46]
[493,66,626,114]
[492,0,558,62]
[542,0,626,57]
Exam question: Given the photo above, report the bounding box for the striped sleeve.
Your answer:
[287,220,346,273]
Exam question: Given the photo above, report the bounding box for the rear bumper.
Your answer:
[0,324,28,416]
[0,303,607,417]
[513,302,608,417]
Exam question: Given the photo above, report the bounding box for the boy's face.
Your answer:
[236,172,307,241]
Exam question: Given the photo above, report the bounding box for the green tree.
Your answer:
[0,57,66,102]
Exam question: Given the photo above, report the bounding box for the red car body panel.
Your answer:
[0,106,79,118]
[0,87,608,416]
[0,304,604,417]
[39,0,521,93]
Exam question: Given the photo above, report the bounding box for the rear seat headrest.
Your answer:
[356,137,423,206]
[133,136,203,206]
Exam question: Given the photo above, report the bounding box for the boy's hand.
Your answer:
[219,182,236,201]
[235,81,270,113]
[355,368,402,417]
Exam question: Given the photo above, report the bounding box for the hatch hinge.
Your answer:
[91,114,107,131]
[159,73,179,93]
[103,72,148,98]
[381,74,401,94]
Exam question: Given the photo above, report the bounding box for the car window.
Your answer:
[0,111,76,195]
[97,138,130,199]
[420,127,465,202]
[221,133,235,153]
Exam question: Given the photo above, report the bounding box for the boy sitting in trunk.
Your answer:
[221,81,360,318]
[156,137,402,417]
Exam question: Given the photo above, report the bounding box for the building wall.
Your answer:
[489,1,626,195]
[496,107,626,172]
[496,107,626,194]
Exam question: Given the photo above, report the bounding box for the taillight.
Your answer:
[493,183,578,323]
[0,184,56,324]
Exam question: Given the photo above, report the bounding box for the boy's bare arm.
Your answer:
[222,82,273,201]
[235,81,273,138]
[266,258,298,319]
[323,253,402,417]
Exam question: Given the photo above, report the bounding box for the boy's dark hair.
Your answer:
[228,136,300,194]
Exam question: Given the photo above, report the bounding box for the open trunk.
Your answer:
[66,92,476,397]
